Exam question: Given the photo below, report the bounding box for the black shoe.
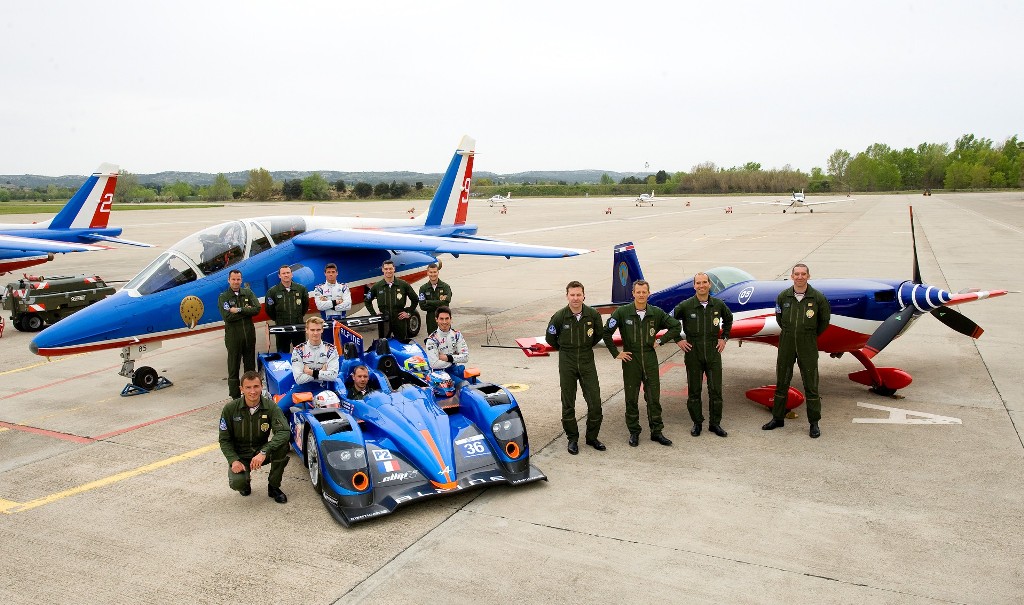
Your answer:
[709,425,728,438]
[651,432,673,446]
[268,485,288,504]
[567,440,579,455]
[585,439,606,451]
[239,483,251,497]
[762,418,785,431]
[628,433,640,447]
[690,423,702,437]
[809,423,821,439]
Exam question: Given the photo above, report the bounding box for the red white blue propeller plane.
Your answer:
[0,163,151,274]
[29,137,589,388]
[516,208,1007,409]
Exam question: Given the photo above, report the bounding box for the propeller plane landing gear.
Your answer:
[119,342,173,396]
[847,349,912,397]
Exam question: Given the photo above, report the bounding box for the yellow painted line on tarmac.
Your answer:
[17,406,86,424]
[0,353,84,377]
[0,498,20,513]
[3,443,220,515]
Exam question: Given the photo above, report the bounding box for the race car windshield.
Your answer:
[124,252,199,295]
[170,221,247,275]
[704,266,755,294]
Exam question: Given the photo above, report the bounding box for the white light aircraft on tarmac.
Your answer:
[488,192,512,206]
[756,189,854,213]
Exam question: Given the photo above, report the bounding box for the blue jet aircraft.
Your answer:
[30,136,589,389]
[0,163,150,274]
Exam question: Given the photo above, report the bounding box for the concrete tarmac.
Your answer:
[0,192,1021,604]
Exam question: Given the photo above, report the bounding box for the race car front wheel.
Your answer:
[306,431,323,494]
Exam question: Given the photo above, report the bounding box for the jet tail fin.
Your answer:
[611,241,645,304]
[422,136,475,227]
[44,164,119,230]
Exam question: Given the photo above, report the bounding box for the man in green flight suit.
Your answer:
[762,263,831,438]
[546,280,605,455]
[264,264,309,353]
[219,371,291,503]
[365,259,419,341]
[673,272,734,438]
[217,269,261,398]
[418,263,452,336]
[603,279,682,447]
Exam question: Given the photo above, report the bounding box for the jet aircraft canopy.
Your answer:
[704,266,755,294]
[124,217,307,296]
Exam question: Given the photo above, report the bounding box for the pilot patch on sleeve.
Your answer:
[267,297,274,305]
[418,293,426,300]
[219,418,227,431]
[608,318,617,329]
[547,324,557,334]
[223,302,230,310]
[775,305,782,313]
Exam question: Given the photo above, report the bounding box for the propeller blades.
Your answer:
[862,306,917,359]
[931,306,984,339]
[909,206,923,285]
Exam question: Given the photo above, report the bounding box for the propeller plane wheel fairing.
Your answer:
[745,386,805,410]
[132,366,160,390]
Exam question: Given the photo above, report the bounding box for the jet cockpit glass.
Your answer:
[125,252,199,295]
[264,217,306,245]
[171,221,247,276]
[704,266,755,294]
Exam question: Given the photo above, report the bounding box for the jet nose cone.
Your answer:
[898,282,952,311]
[29,290,130,355]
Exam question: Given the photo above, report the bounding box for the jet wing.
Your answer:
[293,228,590,258]
[0,234,104,253]
[82,234,154,248]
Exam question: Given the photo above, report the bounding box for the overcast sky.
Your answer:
[2,1,1020,177]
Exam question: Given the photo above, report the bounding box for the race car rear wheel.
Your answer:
[407,311,421,337]
[306,431,323,494]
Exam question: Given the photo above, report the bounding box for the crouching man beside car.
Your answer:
[219,371,291,504]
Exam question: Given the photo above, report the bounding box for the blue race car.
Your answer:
[259,319,546,526]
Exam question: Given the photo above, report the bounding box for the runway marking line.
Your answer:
[2,443,220,515]
[0,420,95,443]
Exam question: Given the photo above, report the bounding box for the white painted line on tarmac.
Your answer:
[853,402,962,424]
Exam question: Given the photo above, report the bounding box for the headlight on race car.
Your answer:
[490,409,526,459]
[321,440,371,492]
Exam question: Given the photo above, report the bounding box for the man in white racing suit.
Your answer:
[424,306,469,378]
[313,263,352,321]
[291,316,339,387]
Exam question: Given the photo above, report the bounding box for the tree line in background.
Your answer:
[1,133,1020,204]
[98,170,427,203]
